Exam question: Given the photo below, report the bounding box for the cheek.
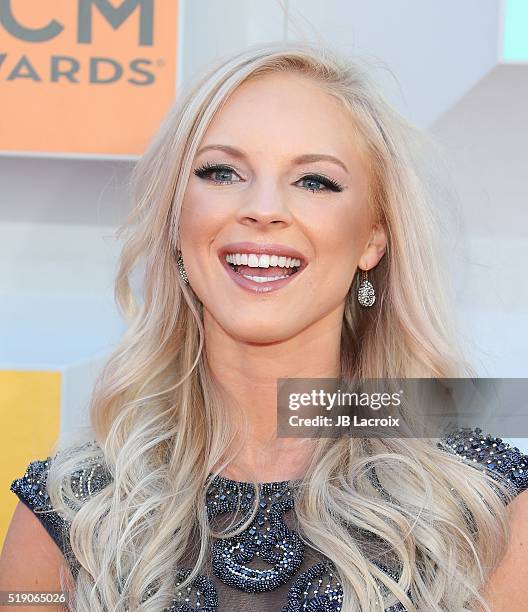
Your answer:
[180,187,229,243]
[310,200,370,266]
[304,201,371,300]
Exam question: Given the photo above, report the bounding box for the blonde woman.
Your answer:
[1,42,527,611]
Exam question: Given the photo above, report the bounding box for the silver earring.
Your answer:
[177,251,189,284]
[357,268,375,307]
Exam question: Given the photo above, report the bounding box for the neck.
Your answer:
[204,307,343,482]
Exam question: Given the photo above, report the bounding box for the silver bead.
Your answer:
[177,251,189,284]
[357,269,375,307]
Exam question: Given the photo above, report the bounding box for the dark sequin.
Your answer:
[207,476,304,592]
[281,560,343,611]
[10,427,528,611]
[9,452,110,580]
[163,570,218,612]
[10,457,67,552]
[439,426,528,495]
[282,559,407,612]
[138,570,218,611]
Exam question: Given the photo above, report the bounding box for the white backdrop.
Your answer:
[1,0,526,448]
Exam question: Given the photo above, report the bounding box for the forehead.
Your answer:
[201,72,366,165]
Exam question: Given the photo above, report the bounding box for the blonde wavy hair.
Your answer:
[46,41,513,611]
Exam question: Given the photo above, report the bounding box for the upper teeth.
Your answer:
[225,253,301,268]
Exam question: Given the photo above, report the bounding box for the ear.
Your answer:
[358,223,387,270]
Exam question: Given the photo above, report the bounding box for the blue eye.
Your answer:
[297,174,344,193]
[193,163,344,193]
[193,163,240,184]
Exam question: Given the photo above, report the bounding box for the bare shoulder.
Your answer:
[481,487,528,612]
[0,501,74,609]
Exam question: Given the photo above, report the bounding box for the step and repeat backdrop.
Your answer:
[1,0,526,548]
[0,0,180,545]
[1,0,179,156]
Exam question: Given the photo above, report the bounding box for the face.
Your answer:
[179,72,386,343]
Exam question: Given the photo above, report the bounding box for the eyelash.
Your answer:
[192,162,344,193]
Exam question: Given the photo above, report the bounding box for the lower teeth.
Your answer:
[229,263,298,283]
[242,274,289,283]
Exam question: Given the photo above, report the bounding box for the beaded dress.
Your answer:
[10,427,528,611]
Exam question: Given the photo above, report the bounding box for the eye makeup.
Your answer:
[193,162,345,193]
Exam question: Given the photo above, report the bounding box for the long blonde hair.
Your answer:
[47,41,512,611]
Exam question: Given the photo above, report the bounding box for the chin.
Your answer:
[222,317,306,345]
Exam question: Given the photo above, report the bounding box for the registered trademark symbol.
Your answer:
[157,59,165,67]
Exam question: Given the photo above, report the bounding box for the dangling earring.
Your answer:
[177,251,189,285]
[357,268,375,307]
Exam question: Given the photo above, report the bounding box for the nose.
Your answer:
[235,180,293,229]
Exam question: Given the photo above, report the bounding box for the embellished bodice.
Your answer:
[10,428,528,611]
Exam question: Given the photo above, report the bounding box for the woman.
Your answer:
[2,41,528,611]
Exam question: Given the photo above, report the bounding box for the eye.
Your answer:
[296,173,344,194]
[193,163,344,194]
[193,162,242,185]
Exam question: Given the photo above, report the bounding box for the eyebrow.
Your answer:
[196,144,349,173]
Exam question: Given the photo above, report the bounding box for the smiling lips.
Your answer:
[218,243,306,293]
[226,252,301,282]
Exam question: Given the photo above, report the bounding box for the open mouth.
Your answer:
[218,245,307,293]
[224,252,302,283]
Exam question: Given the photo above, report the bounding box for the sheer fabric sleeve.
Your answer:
[10,446,111,580]
[10,456,72,559]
